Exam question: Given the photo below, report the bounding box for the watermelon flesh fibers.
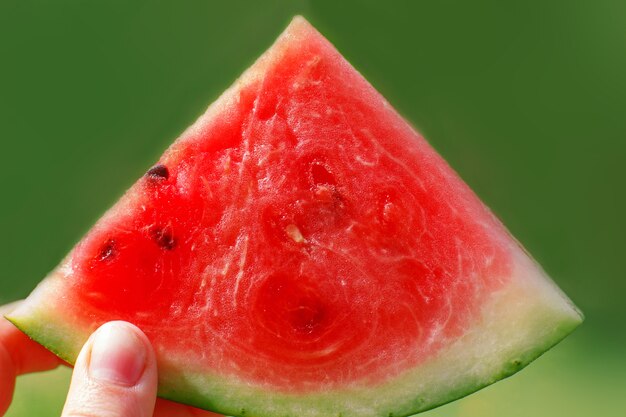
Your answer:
[7,16,582,417]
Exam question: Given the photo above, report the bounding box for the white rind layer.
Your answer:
[7,242,582,417]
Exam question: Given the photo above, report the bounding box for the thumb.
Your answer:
[62,321,158,417]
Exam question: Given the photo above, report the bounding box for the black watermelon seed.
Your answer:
[146,164,169,180]
[97,239,117,262]
[150,227,176,250]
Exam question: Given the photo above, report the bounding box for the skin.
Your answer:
[0,302,223,417]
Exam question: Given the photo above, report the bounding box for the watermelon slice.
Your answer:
[7,16,582,417]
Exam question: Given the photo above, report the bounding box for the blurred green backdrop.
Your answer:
[1,1,624,416]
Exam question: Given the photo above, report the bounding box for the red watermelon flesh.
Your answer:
[7,16,582,417]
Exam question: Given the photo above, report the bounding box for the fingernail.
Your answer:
[89,322,147,386]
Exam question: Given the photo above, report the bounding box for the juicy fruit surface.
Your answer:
[70,19,512,391]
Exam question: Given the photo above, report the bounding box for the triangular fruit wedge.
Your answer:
[8,16,582,417]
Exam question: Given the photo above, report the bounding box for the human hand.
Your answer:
[0,302,222,417]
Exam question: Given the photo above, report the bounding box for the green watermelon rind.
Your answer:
[5,306,86,365]
[6,249,583,417]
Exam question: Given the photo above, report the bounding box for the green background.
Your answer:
[1,1,624,416]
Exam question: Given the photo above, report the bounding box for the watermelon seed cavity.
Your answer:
[97,239,116,262]
[310,162,336,186]
[146,164,169,180]
[150,226,176,250]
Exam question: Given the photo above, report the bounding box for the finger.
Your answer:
[61,321,158,417]
[0,342,17,416]
[0,301,61,375]
[153,398,225,417]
